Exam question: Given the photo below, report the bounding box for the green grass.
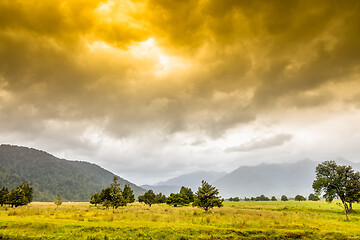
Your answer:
[1,201,360,239]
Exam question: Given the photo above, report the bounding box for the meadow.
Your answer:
[1,201,360,239]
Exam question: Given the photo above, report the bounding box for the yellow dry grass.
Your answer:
[0,201,360,239]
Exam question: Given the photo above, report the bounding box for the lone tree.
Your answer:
[271,196,277,201]
[55,194,62,208]
[281,195,288,201]
[295,195,306,201]
[193,180,223,212]
[313,161,360,220]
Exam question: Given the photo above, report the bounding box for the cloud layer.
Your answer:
[1,0,360,184]
[226,134,292,152]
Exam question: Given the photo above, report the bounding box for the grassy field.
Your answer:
[1,201,360,239]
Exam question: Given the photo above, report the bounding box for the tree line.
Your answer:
[137,186,195,207]
[138,180,223,212]
[228,193,319,202]
[91,180,223,212]
[0,182,33,207]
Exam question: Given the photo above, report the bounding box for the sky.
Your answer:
[1,0,360,185]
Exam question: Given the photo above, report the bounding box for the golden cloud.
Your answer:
[1,0,360,139]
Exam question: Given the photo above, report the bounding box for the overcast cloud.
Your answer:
[1,0,360,185]
[225,134,293,152]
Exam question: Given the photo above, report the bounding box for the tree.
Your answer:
[99,187,112,206]
[138,195,145,203]
[109,177,126,208]
[123,184,135,203]
[180,186,194,203]
[193,181,223,212]
[344,170,360,212]
[166,187,193,207]
[90,193,102,206]
[229,197,240,202]
[19,182,33,203]
[308,193,320,201]
[90,177,127,208]
[7,182,33,207]
[139,190,156,207]
[111,192,126,208]
[154,193,167,203]
[102,199,111,208]
[166,193,189,207]
[0,187,9,206]
[281,195,288,201]
[271,196,277,201]
[255,195,270,201]
[8,188,27,207]
[55,194,62,208]
[295,195,306,201]
[313,161,360,220]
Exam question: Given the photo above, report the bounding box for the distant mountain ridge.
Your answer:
[141,171,227,196]
[144,159,360,198]
[214,160,317,198]
[155,170,227,187]
[0,144,145,201]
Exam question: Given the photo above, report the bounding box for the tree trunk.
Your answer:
[341,200,349,220]
[349,202,353,212]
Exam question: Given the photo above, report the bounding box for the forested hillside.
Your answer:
[0,145,145,201]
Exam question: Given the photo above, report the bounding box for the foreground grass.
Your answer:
[0,201,360,239]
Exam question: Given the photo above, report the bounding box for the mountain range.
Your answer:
[2,144,360,201]
[0,144,145,201]
[141,171,227,196]
[144,159,360,198]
